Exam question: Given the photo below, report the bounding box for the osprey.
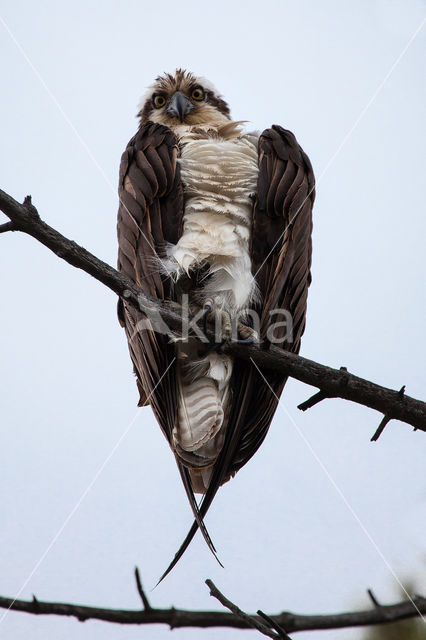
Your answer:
[117,69,314,578]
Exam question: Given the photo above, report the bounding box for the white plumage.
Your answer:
[168,124,259,491]
[171,127,259,309]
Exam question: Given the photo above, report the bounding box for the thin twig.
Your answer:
[134,567,151,610]
[205,579,280,639]
[367,589,381,608]
[371,415,391,442]
[0,221,15,233]
[258,610,293,639]
[298,391,328,411]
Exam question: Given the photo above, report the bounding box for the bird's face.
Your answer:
[138,69,231,129]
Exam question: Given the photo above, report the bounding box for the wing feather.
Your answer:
[229,125,314,471]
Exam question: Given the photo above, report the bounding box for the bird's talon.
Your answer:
[203,298,214,335]
[236,322,258,343]
[203,298,214,315]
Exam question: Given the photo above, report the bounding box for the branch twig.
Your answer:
[257,610,292,639]
[206,579,281,639]
[0,221,15,233]
[1,187,426,434]
[134,567,151,610]
[297,390,328,411]
[367,589,381,608]
[371,415,391,442]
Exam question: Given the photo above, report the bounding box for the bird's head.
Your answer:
[138,69,231,129]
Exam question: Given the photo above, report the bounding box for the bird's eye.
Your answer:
[191,87,204,101]
[153,95,166,108]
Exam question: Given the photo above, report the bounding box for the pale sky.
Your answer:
[0,1,425,639]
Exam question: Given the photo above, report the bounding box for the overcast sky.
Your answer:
[0,1,425,639]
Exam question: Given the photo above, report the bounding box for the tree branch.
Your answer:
[367,588,382,608]
[206,579,283,638]
[0,585,425,633]
[1,187,425,434]
[134,567,152,611]
[257,610,293,639]
[0,220,15,233]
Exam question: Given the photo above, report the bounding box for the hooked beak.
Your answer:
[166,91,195,122]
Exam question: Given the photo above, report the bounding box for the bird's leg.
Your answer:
[203,297,259,347]
[201,297,233,347]
[213,309,232,352]
[235,321,258,345]
[203,297,214,337]
[219,309,232,342]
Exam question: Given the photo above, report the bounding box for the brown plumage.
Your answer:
[117,70,315,579]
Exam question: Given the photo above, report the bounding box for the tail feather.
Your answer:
[173,351,232,493]
[156,350,236,584]
[157,365,253,584]
[175,377,224,452]
[156,464,223,587]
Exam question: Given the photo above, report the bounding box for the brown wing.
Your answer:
[117,121,218,560]
[117,121,182,435]
[228,124,315,474]
[158,125,315,581]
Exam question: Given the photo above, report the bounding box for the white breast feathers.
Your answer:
[170,130,259,312]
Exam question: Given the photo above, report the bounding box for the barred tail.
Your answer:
[173,352,232,493]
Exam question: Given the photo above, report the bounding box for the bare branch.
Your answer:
[206,579,281,639]
[297,390,328,411]
[0,221,15,233]
[0,587,425,632]
[257,610,293,639]
[134,567,151,611]
[1,187,426,434]
[367,589,382,608]
[371,415,392,442]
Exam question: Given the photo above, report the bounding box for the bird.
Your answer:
[117,69,315,579]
